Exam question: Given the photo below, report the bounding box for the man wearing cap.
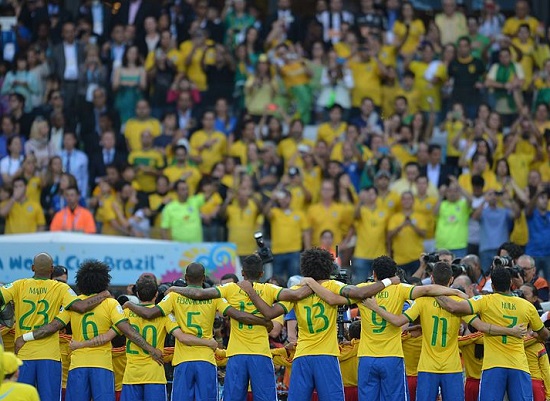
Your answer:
[286,166,312,213]
[264,187,311,281]
[0,352,39,401]
[374,170,400,215]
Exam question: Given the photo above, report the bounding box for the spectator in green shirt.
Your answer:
[160,180,205,242]
[466,17,490,61]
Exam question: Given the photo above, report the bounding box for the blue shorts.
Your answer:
[416,372,464,401]
[18,359,61,401]
[479,368,532,401]
[288,355,344,401]
[65,367,114,401]
[121,384,166,401]
[224,355,276,401]
[172,361,217,401]
[358,356,409,401]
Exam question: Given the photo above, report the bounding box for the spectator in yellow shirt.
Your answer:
[189,110,227,174]
[228,119,263,165]
[124,100,162,152]
[179,28,215,92]
[163,144,201,194]
[307,179,347,247]
[127,130,164,193]
[434,0,467,45]
[264,189,311,280]
[277,119,315,170]
[348,45,385,109]
[502,0,542,39]
[144,175,175,239]
[0,177,45,234]
[393,2,425,61]
[317,105,347,147]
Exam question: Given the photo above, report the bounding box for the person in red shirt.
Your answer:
[50,186,96,234]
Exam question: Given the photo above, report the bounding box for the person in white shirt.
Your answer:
[60,132,89,197]
[0,136,24,185]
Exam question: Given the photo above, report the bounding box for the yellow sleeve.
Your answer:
[338,340,359,362]
[271,347,294,367]
[539,351,550,399]
[144,51,155,71]
[458,332,484,348]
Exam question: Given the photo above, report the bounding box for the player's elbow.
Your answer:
[538,328,550,342]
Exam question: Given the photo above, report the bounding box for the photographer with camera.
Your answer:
[413,249,454,283]
[263,188,311,281]
[515,255,549,302]
[472,189,517,272]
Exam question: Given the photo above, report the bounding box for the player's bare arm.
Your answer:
[411,285,468,300]
[14,319,66,354]
[469,318,527,338]
[277,285,313,301]
[435,296,472,315]
[362,297,410,327]
[165,286,220,300]
[116,320,164,365]
[237,281,285,320]
[68,290,111,313]
[225,305,273,330]
[123,301,163,319]
[172,329,219,351]
[300,277,348,306]
[70,328,117,350]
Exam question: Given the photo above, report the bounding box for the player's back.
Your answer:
[217,282,282,357]
[58,297,125,371]
[281,280,345,358]
[157,291,229,365]
[405,296,472,373]
[1,279,77,361]
[468,293,542,372]
[123,305,177,384]
[355,282,414,358]
[458,332,484,380]
[0,381,40,401]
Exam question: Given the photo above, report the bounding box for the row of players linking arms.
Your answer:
[1,249,548,401]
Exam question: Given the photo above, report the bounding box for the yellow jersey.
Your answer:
[59,333,71,388]
[387,212,427,265]
[414,195,438,239]
[56,297,127,371]
[25,176,41,205]
[502,16,541,39]
[354,282,415,358]
[0,327,14,353]
[393,20,425,56]
[178,40,215,91]
[0,381,39,401]
[112,346,126,391]
[2,199,45,234]
[467,293,544,373]
[339,339,359,387]
[409,60,448,112]
[123,304,178,384]
[377,191,400,216]
[228,139,264,165]
[189,130,227,175]
[278,281,348,359]
[226,200,261,255]
[163,164,201,195]
[459,332,484,380]
[524,336,549,381]
[216,282,282,358]
[0,279,79,361]
[277,137,315,170]
[128,149,165,193]
[403,296,477,373]
[354,206,389,259]
[317,122,347,146]
[156,291,229,366]
[307,202,347,246]
[270,208,309,254]
[349,59,382,107]
[124,118,162,152]
[401,332,422,376]
[148,191,177,229]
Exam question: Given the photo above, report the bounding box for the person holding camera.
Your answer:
[515,255,549,302]
[264,188,311,281]
[435,266,550,401]
[472,189,518,271]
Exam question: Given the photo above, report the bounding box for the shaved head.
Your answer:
[185,263,205,286]
[33,253,54,277]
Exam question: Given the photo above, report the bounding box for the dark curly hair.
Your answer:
[135,275,158,302]
[242,254,264,280]
[491,267,512,293]
[497,242,523,262]
[76,260,111,295]
[372,256,397,280]
[348,320,361,340]
[300,248,334,280]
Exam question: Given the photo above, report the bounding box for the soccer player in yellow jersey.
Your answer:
[14,260,163,401]
[364,262,526,401]
[435,266,550,401]
[0,253,110,401]
[239,249,401,401]
[124,264,273,401]
[458,331,484,401]
[166,255,313,401]
[0,352,39,401]
[303,256,472,401]
[524,335,550,401]
[70,274,219,401]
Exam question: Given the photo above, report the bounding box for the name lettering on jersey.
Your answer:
[176,298,213,305]
[238,289,265,297]
[29,287,47,295]
[501,302,516,311]
[377,291,389,299]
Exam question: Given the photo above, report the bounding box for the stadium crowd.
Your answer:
[1,0,550,400]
